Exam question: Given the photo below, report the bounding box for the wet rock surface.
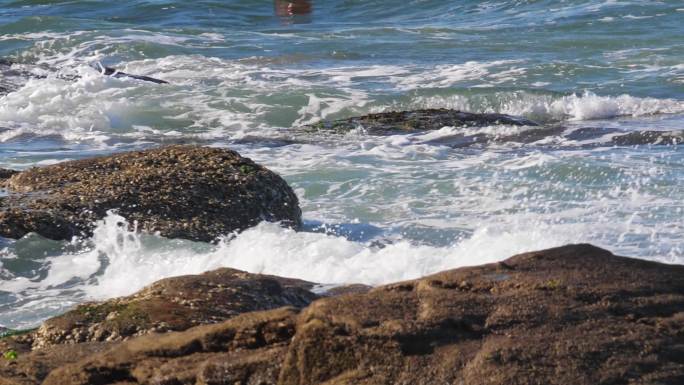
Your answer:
[301,109,684,149]
[0,269,319,385]
[0,168,19,181]
[0,145,302,242]
[0,58,167,96]
[3,244,684,384]
[303,109,539,135]
[95,64,168,84]
[0,59,40,96]
[610,130,684,146]
[29,268,318,349]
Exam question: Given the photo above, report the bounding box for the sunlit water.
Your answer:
[0,0,683,329]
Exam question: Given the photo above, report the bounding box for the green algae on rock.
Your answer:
[0,145,302,242]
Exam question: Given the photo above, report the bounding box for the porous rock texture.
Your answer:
[0,269,323,385]
[30,268,319,349]
[0,145,302,242]
[2,244,684,385]
[303,108,539,134]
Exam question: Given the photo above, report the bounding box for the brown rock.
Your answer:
[4,244,684,384]
[44,307,299,385]
[0,145,302,242]
[280,244,684,385]
[31,268,318,349]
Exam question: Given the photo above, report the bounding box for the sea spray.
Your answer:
[1,0,683,331]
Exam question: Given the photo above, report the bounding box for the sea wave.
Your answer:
[2,54,683,144]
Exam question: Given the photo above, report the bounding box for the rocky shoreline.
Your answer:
[0,244,682,384]
[0,139,682,384]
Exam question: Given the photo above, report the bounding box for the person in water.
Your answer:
[274,0,312,17]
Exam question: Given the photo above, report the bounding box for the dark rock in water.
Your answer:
[0,58,168,97]
[3,244,683,385]
[563,126,622,141]
[611,130,684,146]
[94,64,168,84]
[231,135,302,148]
[304,108,539,135]
[30,268,317,349]
[301,109,684,150]
[0,168,19,181]
[0,59,43,97]
[0,145,302,242]
[423,126,566,148]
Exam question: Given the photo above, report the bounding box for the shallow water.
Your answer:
[0,0,683,329]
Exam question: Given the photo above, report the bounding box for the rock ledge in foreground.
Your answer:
[2,243,683,385]
[0,145,302,242]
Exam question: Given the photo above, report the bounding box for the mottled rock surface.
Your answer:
[2,244,684,385]
[278,244,684,385]
[0,269,319,385]
[31,268,318,349]
[610,130,684,146]
[301,109,684,150]
[303,109,539,134]
[0,145,302,242]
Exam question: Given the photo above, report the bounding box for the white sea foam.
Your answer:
[0,212,607,303]
[401,92,684,122]
[1,191,679,325]
[2,50,682,146]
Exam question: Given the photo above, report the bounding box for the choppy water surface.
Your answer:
[0,0,683,328]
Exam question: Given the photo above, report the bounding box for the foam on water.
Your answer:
[1,0,684,330]
[2,52,684,146]
[2,178,682,329]
[0,213,628,328]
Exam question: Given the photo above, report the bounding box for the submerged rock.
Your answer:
[301,109,684,150]
[422,125,567,148]
[0,145,302,242]
[303,108,539,135]
[3,244,683,384]
[93,63,168,84]
[0,59,41,97]
[0,58,167,97]
[611,130,684,146]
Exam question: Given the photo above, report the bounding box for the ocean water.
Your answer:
[0,0,683,329]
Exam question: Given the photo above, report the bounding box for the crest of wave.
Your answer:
[402,91,684,123]
[69,212,591,299]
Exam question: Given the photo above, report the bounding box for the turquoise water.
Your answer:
[0,0,683,328]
